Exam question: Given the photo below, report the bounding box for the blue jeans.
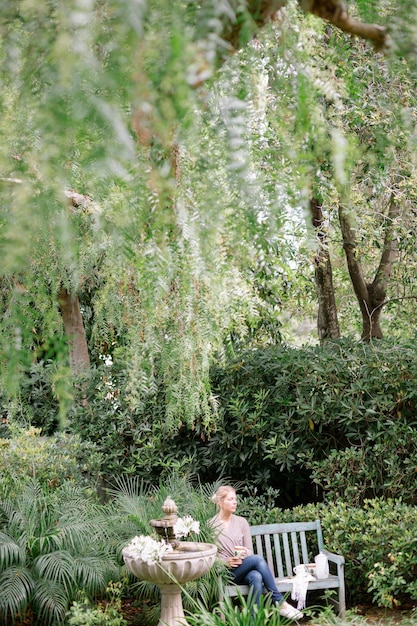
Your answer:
[231,554,284,606]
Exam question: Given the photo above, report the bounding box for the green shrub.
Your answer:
[0,426,103,499]
[0,360,63,436]
[242,497,417,609]
[64,338,417,509]
[68,365,151,479]
[203,338,417,506]
[0,480,120,625]
[67,584,127,626]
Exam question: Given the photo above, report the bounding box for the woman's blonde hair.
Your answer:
[211,485,236,507]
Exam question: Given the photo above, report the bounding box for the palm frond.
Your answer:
[107,475,155,499]
[31,578,69,626]
[131,578,160,604]
[52,495,116,554]
[56,515,111,553]
[33,551,76,595]
[106,491,151,525]
[0,566,34,623]
[0,499,26,532]
[74,554,119,594]
[0,531,25,567]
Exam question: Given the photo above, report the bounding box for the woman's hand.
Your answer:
[228,548,248,567]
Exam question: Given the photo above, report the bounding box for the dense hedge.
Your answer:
[177,337,417,507]
[8,337,417,509]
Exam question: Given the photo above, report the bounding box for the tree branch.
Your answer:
[224,1,389,51]
[338,203,369,309]
[373,190,401,287]
[366,294,417,314]
[299,0,388,51]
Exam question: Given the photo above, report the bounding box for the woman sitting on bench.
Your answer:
[210,485,303,621]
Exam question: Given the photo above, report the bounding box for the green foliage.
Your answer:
[252,498,417,609]
[0,359,63,435]
[1,0,417,432]
[198,338,417,506]
[67,338,417,509]
[0,426,102,499]
[186,592,290,626]
[0,480,120,625]
[0,0,285,428]
[67,584,127,626]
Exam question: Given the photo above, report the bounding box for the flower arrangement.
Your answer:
[124,535,173,565]
[124,516,200,565]
[173,515,200,539]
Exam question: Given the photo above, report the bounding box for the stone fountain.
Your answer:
[122,496,217,626]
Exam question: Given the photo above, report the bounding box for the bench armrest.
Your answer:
[321,548,345,565]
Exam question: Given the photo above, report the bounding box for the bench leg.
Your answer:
[337,564,346,617]
[338,583,346,617]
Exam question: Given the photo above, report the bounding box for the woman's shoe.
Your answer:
[279,601,304,621]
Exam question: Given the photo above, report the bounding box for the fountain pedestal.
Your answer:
[123,541,217,626]
[158,583,186,626]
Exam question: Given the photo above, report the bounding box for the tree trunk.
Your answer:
[58,287,90,372]
[338,190,400,341]
[310,198,340,342]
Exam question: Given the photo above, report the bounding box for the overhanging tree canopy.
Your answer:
[0,0,416,424]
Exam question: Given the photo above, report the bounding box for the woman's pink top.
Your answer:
[209,513,254,563]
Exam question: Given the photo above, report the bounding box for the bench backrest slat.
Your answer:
[291,531,300,566]
[273,533,284,578]
[299,531,309,564]
[282,532,293,577]
[264,534,274,573]
[250,520,323,579]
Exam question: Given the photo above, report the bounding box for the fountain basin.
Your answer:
[122,541,217,585]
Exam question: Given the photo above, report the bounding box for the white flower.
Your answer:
[173,516,200,539]
[125,535,173,565]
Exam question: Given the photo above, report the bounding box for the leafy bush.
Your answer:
[0,426,103,499]
[67,365,154,480]
[67,584,127,626]
[199,338,417,506]
[0,480,120,625]
[0,359,67,436]
[44,338,417,509]
[241,497,417,609]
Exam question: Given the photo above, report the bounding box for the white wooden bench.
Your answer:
[223,519,346,616]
